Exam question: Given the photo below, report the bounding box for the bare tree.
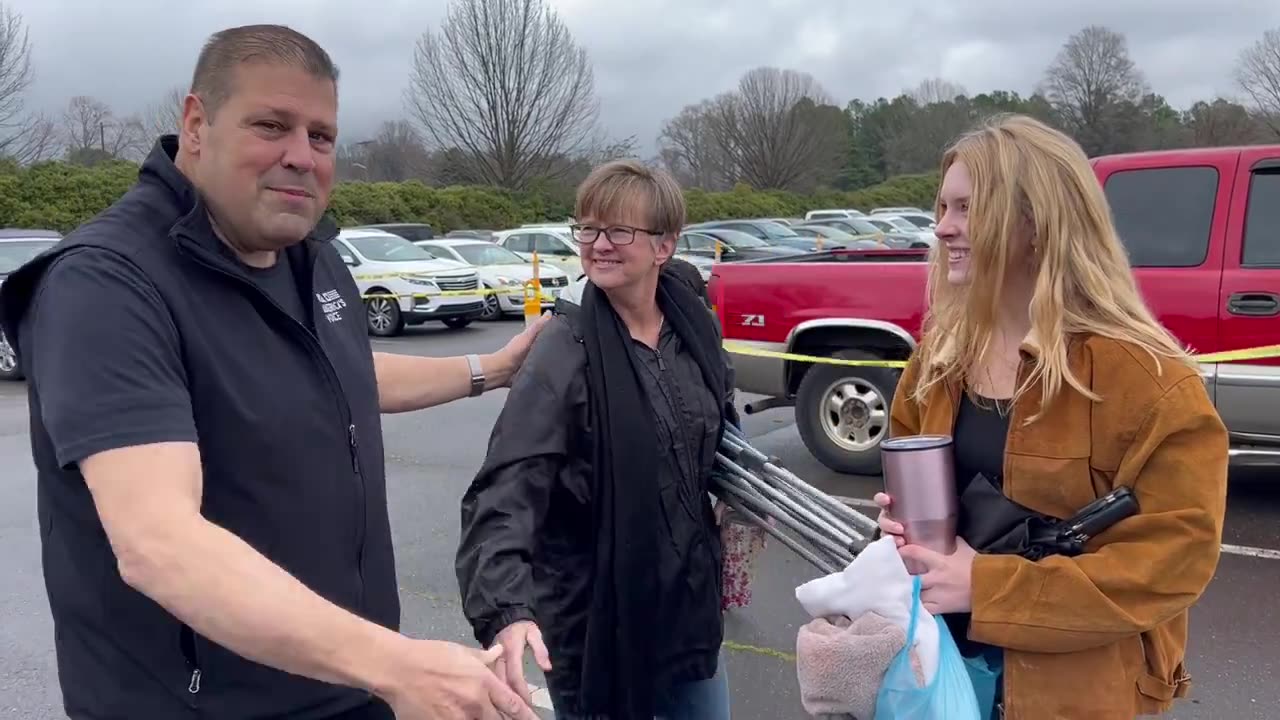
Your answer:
[1041,25,1148,155]
[338,120,432,182]
[404,0,600,189]
[1185,98,1266,146]
[61,95,147,164]
[1235,28,1280,137]
[0,5,54,164]
[143,85,186,138]
[910,78,967,106]
[703,67,846,191]
[658,100,733,189]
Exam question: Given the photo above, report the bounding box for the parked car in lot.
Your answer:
[866,215,936,247]
[870,206,927,216]
[351,222,435,242]
[790,224,884,250]
[445,229,498,242]
[0,229,62,381]
[494,226,584,279]
[333,228,484,336]
[415,238,570,321]
[795,218,921,248]
[678,227,802,262]
[710,143,1280,475]
[689,218,805,246]
[805,209,866,221]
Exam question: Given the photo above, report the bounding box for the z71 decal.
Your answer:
[740,314,765,327]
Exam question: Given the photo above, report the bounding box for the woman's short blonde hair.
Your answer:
[575,159,686,234]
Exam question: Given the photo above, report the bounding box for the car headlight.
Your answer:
[405,277,439,289]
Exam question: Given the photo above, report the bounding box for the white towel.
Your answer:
[794,536,940,683]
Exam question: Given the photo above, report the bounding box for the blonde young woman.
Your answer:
[874,114,1228,720]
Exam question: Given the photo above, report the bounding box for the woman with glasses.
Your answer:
[456,160,738,720]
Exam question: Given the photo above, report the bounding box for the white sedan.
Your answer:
[415,238,570,321]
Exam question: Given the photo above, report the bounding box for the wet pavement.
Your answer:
[0,320,1276,719]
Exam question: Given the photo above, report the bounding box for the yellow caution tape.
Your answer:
[722,341,909,368]
[721,340,1280,369]
[361,287,564,302]
[1192,344,1280,363]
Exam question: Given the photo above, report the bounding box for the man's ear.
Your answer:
[179,93,208,153]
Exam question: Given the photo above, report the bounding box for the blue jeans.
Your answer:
[553,662,731,720]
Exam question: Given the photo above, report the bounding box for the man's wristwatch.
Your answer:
[465,353,485,397]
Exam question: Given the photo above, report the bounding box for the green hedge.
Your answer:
[0,160,940,234]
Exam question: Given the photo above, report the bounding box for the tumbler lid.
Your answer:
[880,434,953,452]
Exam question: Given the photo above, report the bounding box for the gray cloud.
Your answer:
[8,0,1280,154]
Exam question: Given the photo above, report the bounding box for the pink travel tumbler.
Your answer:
[880,434,958,574]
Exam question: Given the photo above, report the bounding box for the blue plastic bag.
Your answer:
[873,576,982,720]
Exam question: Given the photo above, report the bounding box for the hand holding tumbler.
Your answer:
[880,435,958,573]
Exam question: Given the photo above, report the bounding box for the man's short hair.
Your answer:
[190,24,339,119]
[575,159,686,234]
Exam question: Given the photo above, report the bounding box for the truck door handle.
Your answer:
[1227,292,1280,316]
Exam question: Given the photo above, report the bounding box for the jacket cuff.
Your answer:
[967,553,1031,644]
[476,606,538,648]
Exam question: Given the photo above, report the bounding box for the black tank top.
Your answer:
[947,391,1011,662]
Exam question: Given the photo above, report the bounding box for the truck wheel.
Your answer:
[794,352,900,476]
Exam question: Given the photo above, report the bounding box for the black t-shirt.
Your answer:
[243,256,308,326]
[216,242,309,327]
[21,248,198,470]
[21,245,310,471]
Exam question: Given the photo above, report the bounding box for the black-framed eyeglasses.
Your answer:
[570,223,663,246]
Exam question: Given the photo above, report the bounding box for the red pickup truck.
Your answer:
[710,144,1280,475]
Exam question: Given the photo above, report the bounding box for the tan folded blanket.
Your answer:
[795,611,910,720]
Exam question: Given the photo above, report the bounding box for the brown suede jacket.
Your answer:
[889,333,1228,720]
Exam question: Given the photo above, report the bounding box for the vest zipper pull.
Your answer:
[349,423,359,472]
[656,349,666,371]
[188,668,201,694]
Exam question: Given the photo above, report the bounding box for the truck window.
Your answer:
[1241,169,1280,268]
[1103,166,1217,267]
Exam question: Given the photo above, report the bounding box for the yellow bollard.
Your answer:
[524,250,543,326]
[815,234,824,252]
[714,240,723,262]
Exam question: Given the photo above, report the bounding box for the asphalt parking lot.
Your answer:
[2,318,1278,719]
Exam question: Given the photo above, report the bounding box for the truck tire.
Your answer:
[794,351,900,476]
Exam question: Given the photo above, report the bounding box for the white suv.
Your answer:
[332,228,485,336]
[494,226,584,279]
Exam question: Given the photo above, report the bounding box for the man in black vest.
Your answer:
[0,24,544,720]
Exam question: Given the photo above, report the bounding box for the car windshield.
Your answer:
[898,215,934,228]
[864,219,897,233]
[882,217,917,231]
[0,239,57,274]
[712,229,770,248]
[346,234,436,262]
[451,243,525,266]
[797,225,853,240]
[757,221,800,239]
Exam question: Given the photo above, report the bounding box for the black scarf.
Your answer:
[576,272,728,719]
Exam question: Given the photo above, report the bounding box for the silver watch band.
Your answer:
[465,353,485,397]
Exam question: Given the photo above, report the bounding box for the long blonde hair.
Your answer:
[911,113,1195,417]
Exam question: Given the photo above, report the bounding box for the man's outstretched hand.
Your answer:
[378,638,540,720]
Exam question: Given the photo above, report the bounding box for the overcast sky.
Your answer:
[9,0,1280,154]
